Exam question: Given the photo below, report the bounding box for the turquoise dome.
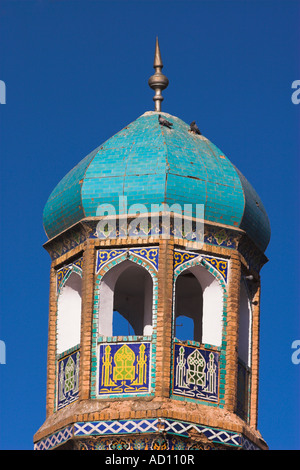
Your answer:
[43,111,270,252]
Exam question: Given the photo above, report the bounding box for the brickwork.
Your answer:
[155,239,174,398]
[45,266,57,418]
[79,240,96,400]
[223,252,241,411]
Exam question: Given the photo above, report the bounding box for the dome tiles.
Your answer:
[43,111,271,253]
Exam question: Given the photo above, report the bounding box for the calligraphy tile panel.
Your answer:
[172,343,219,403]
[98,342,151,396]
[57,349,80,410]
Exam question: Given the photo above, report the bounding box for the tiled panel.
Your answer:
[172,342,219,403]
[57,349,80,410]
[98,342,151,397]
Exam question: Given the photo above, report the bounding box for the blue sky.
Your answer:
[0,0,299,450]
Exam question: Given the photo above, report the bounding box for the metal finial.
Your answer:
[148,37,169,112]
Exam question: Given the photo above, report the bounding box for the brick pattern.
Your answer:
[155,240,174,398]
[79,240,96,400]
[45,266,58,418]
[223,252,241,411]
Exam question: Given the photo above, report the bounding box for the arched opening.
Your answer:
[174,263,223,347]
[98,260,153,337]
[57,271,82,354]
[175,271,203,342]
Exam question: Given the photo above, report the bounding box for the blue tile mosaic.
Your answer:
[43,111,270,252]
[96,247,159,273]
[173,249,228,283]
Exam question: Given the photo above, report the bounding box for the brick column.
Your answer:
[46,265,57,417]
[79,240,96,400]
[155,239,174,398]
[224,252,241,411]
[249,281,261,428]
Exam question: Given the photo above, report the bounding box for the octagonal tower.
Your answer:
[34,39,270,451]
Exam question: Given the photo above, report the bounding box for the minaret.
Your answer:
[34,39,270,451]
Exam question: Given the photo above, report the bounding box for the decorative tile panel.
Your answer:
[72,418,258,449]
[57,349,80,410]
[96,247,159,273]
[98,342,151,396]
[56,257,83,292]
[172,343,219,403]
[34,426,73,450]
[129,247,159,271]
[173,249,199,269]
[74,435,217,450]
[173,249,228,283]
[202,255,228,283]
[96,249,127,273]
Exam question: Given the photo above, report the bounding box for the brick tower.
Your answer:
[34,39,270,451]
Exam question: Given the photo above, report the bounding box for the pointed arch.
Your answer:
[56,269,82,354]
[173,255,227,347]
[94,249,159,339]
[98,259,153,337]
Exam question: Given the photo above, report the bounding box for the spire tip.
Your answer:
[148,38,169,112]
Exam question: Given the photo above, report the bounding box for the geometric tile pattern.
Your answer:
[34,418,260,450]
[202,255,228,283]
[74,418,243,447]
[74,419,159,436]
[75,435,214,450]
[34,426,73,450]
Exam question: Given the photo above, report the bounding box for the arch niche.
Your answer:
[98,260,154,338]
[56,271,82,355]
[174,262,224,348]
